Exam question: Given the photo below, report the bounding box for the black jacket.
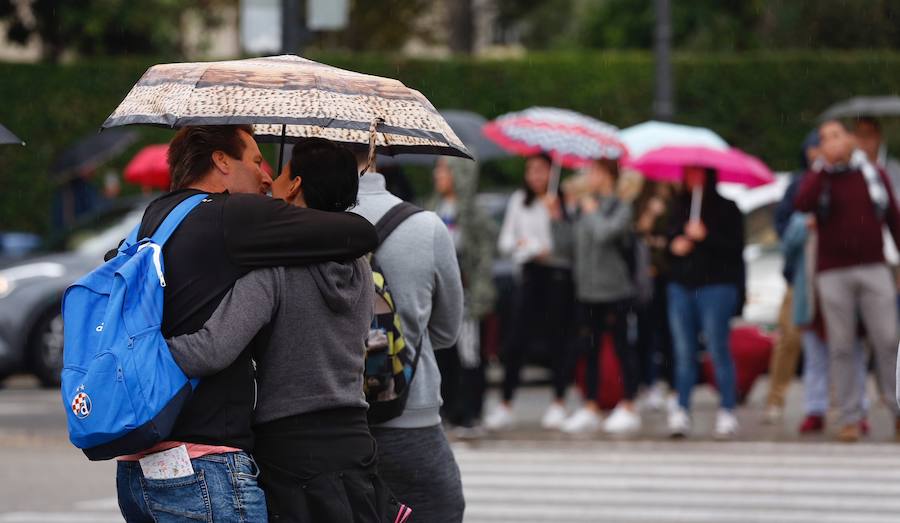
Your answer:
[130,189,377,452]
[667,174,745,290]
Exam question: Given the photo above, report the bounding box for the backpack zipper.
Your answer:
[137,243,166,287]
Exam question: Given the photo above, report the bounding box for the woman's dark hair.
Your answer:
[168,124,254,190]
[523,152,553,206]
[289,137,359,212]
[594,157,620,180]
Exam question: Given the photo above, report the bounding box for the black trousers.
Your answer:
[436,327,487,427]
[634,276,674,387]
[254,408,400,523]
[501,262,574,402]
[568,300,640,402]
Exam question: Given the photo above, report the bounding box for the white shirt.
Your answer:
[498,189,568,267]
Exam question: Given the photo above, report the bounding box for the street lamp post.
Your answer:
[654,0,674,121]
[281,0,309,54]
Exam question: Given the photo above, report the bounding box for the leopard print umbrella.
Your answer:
[102,55,471,160]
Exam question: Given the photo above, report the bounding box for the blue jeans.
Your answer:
[667,283,738,411]
[802,331,868,416]
[116,451,267,523]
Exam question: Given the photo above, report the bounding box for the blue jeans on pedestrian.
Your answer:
[116,451,267,523]
[667,283,738,411]
[802,330,868,416]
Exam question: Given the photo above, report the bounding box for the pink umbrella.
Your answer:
[627,146,774,187]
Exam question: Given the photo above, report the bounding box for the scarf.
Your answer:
[850,148,889,217]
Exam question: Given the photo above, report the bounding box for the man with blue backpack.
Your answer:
[63,125,377,522]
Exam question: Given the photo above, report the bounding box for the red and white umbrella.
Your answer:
[483,107,626,168]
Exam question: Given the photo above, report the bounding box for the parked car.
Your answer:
[0,197,148,387]
[0,232,42,262]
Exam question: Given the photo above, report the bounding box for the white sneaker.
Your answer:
[561,408,602,434]
[762,405,783,425]
[642,382,668,412]
[714,409,739,439]
[484,404,515,431]
[541,403,568,430]
[668,407,690,438]
[666,394,680,415]
[603,405,642,435]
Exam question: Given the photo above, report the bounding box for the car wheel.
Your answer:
[28,308,64,388]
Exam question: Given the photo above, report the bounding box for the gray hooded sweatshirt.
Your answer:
[552,196,634,303]
[166,260,373,425]
[353,172,464,429]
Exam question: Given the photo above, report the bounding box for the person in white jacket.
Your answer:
[485,153,576,431]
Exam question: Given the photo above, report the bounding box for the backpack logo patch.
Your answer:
[71,390,92,419]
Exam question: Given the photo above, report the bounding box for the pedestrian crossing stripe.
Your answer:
[452,440,900,523]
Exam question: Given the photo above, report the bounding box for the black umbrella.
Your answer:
[51,128,139,180]
[819,96,900,121]
[380,110,509,167]
[0,123,24,146]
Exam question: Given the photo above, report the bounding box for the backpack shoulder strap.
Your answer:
[149,193,209,245]
[374,202,424,245]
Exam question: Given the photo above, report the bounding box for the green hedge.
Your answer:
[2,51,900,233]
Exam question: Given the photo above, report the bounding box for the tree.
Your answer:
[494,0,577,49]
[0,0,227,62]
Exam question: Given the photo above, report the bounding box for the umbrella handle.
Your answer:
[547,159,562,197]
[276,124,286,178]
[360,117,384,177]
[689,185,703,221]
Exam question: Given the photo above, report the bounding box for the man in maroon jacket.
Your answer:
[795,120,900,442]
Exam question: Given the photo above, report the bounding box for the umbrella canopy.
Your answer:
[124,144,170,190]
[619,120,727,159]
[819,96,900,121]
[483,107,625,168]
[124,143,275,191]
[102,55,470,160]
[628,146,774,187]
[51,128,139,180]
[0,123,24,146]
[385,110,509,166]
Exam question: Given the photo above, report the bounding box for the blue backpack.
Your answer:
[61,193,207,460]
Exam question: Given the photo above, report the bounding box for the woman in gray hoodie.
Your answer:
[550,158,641,436]
[167,139,408,523]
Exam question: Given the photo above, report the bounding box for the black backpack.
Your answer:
[364,202,425,424]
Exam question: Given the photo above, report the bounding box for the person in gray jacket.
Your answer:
[549,157,641,435]
[352,150,466,523]
[167,138,409,523]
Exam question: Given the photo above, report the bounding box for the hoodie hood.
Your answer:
[427,157,479,216]
[308,258,368,313]
[446,157,479,205]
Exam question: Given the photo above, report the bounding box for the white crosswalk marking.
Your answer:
[454,440,900,523]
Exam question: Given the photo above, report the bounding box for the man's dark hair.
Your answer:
[289,137,359,212]
[167,125,254,190]
[855,116,882,133]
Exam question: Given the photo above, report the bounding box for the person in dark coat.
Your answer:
[666,167,745,439]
